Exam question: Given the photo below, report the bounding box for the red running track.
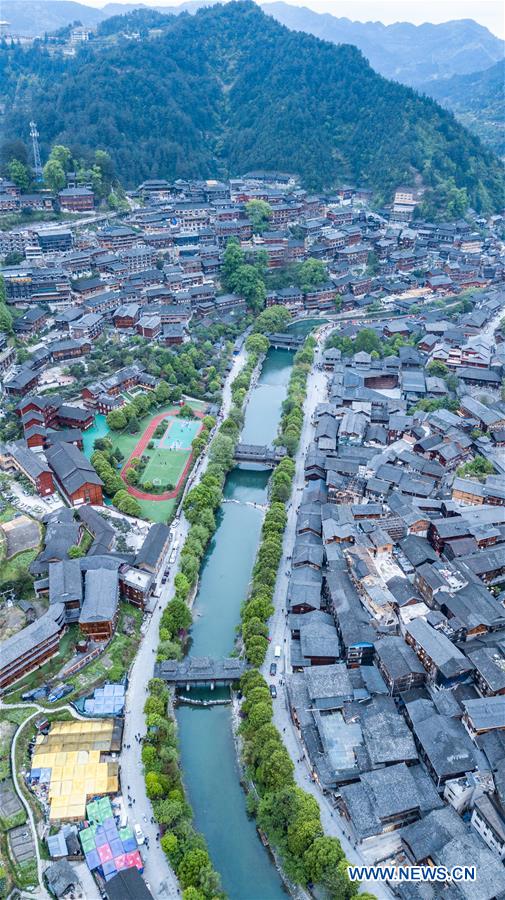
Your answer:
[120,407,204,501]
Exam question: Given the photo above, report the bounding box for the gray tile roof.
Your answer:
[49,559,83,606]
[0,603,64,673]
[135,523,171,570]
[80,568,118,624]
[45,442,103,495]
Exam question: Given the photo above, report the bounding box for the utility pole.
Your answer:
[29,120,43,182]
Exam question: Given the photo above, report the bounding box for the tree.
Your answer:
[230,264,266,312]
[155,380,171,404]
[182,889,206,900]
[252,306,291,334]
[106,409,127,430]
[112,489,142,517]
[296,258,327,292]
[246,199,272,233]
[243,700,272,732]
[209,433,234,470]
[128,414,140,434]
[178,849,212,889]
[287,818,323,858]
[155,798,186,828]
[366,250,380,276]
[354,328,382,355]
[145,771,165,799]
[244,635,269,666]
[245,333,269,355]
[49,145,72,171]
[303,836,345,884]
[165,598,192,634]
[256,747,294,791]
[43,158,66,192]
[7,158,30,192]
[222,237,245,288]
[457,456,494,480]
[427,360,449,377]
[161,831,180,864]
[0,300,13,334]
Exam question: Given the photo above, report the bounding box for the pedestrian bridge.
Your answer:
[267,332,305,350]
[234,443,287,466]
[154,656,247,689]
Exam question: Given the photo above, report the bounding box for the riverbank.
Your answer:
[138,336,286,898]
[118,343,249,898]
[230,334,363,900]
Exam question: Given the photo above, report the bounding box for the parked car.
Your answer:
[134,823,145,845]
[269,684,277,699]
[269,663,277,676]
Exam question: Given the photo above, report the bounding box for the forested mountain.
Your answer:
[420,61,505,157]
[1,0,180,36]
[263,3,504,86]
[1,2,504,211]
[4,0,503,82]
[1,0,106,36]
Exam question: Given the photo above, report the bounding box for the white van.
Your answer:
[274,645,282,659]
[134,823,145,845]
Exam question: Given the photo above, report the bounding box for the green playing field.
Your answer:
[141,448,189,487]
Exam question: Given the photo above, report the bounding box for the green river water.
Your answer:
[176,349,294,899]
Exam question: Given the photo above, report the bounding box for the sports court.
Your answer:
[140,415,201,488]
[157,416,201,450]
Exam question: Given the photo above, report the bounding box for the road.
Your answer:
[260,326,392,900]
[119,345,248,899]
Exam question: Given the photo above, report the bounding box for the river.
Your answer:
[175,348,294,899]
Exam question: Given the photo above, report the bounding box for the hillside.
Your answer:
[1,0,106,35]
[1,2,504,211]
[263,2,504,86]
[3,0,504,82]
[420,61,505,156]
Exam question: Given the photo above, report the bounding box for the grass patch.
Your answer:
[0,707,37,783]
[11,859,38,890]
[135,496,176,523]
[0,810,26,832]
[141,448,187,487]
[0,505,19,524]
[0,549,38,586]
[0,721,16,782]
[79,529,94,554]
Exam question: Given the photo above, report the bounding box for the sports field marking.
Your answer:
[158,416,200,450]
[141,449,188,487]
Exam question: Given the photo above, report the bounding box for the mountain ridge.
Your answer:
[419,60,505,157]
[2,0,503,87]
[1,1,503,211]
[262,2,504,85]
